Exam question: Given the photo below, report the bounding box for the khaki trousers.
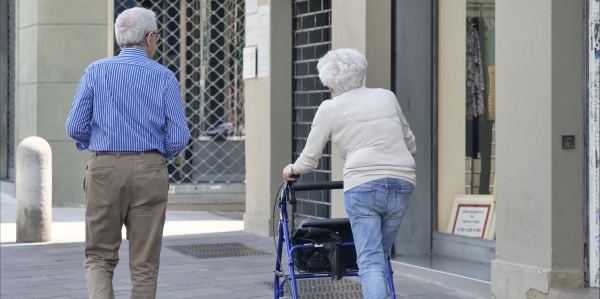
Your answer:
[83,151,168,299]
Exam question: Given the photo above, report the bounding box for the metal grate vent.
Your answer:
[168,243,271,259]
[261,278,364,298]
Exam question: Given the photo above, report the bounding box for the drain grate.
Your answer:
[260,278,364,298]
[168,243,272,259]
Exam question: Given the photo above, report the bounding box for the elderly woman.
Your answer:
[283,48,417,299]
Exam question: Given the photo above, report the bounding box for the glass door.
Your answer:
[435,0,496,266]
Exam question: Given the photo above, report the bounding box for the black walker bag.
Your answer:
[290,218,358,280]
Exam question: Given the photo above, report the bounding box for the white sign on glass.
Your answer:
[243,47,257,79]
[246,0,258,14]
[257,5,270,78]
[245,14,258,46]
[447,194,495,239]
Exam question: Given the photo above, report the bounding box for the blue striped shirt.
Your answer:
[65,48,190,160]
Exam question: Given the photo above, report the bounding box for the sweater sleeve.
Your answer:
[394,97,417,154]
[293,101,333,174]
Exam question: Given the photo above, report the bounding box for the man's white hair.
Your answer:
[317,48,367,95]
[114,7,158,48]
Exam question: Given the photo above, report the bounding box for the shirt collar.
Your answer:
[118,48,149,58]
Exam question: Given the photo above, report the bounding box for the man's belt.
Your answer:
[93,150,161,156]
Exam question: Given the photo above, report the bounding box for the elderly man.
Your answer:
[65,7,190,299]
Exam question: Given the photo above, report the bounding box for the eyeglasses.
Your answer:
[150,31,161,41]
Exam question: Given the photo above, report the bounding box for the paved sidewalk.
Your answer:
[1,180,479,298]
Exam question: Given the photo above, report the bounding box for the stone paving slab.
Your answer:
[1,179,480,298]
[0,231,480,298]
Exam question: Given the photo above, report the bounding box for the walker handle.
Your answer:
[290,181,343,191]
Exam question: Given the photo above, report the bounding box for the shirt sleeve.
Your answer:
[65,70,93,151]
[163,75,191,160]
[394,98,417,154]
[293,101,333,174]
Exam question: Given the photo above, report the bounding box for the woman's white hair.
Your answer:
[114,7,158,48]
[317,48,367,95]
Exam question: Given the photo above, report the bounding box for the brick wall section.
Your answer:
[292,0,332,221]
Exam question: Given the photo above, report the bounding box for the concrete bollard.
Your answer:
[16,136,52,243]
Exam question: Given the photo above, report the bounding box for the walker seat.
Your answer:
[299,218,351,231]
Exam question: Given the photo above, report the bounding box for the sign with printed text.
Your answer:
[451,204,491,238]
[243,47,257,79]
[257,5,270,78]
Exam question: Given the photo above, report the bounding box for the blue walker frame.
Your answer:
[273,180,396,298]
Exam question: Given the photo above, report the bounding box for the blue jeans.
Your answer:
[344,178,414,299]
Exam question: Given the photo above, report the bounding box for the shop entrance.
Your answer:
[113,0,246,201]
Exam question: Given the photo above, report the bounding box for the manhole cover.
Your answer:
[260,278,364,298]
[168,243,271,259]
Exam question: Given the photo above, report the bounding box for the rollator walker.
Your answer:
[273,179,397,298]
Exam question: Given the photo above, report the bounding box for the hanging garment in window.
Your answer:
[466,20,485,119]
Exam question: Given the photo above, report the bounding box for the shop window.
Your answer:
[437,0,496,240]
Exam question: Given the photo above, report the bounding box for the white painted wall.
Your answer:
[436,1,466,232]
[243,0,292,237]
[16,0,108,206]
[491,0,586,297]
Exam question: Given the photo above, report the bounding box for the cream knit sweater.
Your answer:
[292,87,417,191]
